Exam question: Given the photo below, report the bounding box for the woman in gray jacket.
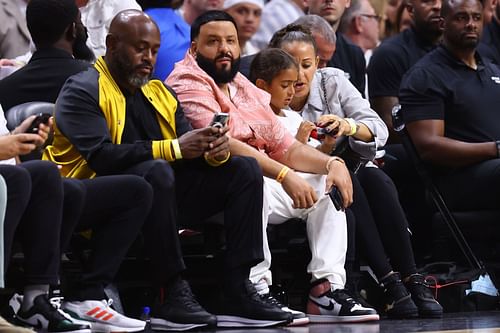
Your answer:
[266,24,442,319]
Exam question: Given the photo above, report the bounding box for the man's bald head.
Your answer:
[105,10,161,92]
[108,10,160,42]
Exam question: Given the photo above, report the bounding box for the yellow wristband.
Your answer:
[276,166,290,183]
[205,152,231,167]
[152,140,175,161]
[345,118,357,136]
[326,156,345,173]
[171,139,183,160]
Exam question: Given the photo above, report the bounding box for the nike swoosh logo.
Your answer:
[385,301,395,311]
[309,296,335,311]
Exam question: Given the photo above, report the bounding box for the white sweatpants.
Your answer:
[250,172,347,293]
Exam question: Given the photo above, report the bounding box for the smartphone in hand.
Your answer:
[328,186,344,211]
[210,112,229,129]
[25,113,51,134]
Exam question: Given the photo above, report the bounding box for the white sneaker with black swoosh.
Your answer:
[306,279,379,323]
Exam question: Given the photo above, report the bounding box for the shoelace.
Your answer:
[332,289,359,306]
[261,294,285,308]
[49,296,76,322]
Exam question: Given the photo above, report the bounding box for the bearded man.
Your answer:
[44,9,292,330]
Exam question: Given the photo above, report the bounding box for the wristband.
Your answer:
[344,118,358,136]
[276,166,290,183]
[152,140,175,161]
[205,152,231,167]
[171,139,183,160]
[326,156,345,173]
[496,140,500,158]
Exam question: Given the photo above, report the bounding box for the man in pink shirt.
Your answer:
[167,10,379,324]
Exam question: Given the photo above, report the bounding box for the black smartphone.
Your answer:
[25,113,51,134]
[210,112,229,128]
[328,186,344,211]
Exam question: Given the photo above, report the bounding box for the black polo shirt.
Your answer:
[367,28,435,98]
[328,32,366,97]
[478,18,500,65]
[0,47,90,111]
[399,45,500,144]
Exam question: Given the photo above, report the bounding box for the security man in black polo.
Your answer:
[400,0,500,211]
[367,0,443,138]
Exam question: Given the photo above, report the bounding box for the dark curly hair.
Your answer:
[268,24,318,56]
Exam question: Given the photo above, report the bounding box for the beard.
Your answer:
[113,50,152,89]
[195,51,240,84]
[73,25,95,62]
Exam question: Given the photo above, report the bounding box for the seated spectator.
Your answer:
[43,9,293,329]
[77,0,142,59]
[0,0,91,110]
[263,26,442,318]
[223,0,263,56]
[308,0,367,96]
[400,0,500,214]
[167,10,380,324]
[0,107,92,333]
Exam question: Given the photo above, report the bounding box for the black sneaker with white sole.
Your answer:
[217,280,293,328]
[307,279,379,323]
[15,294,91,333]
[259,293,309,326]
[150,279,217,331]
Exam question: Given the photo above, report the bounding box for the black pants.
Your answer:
[437,158,500,210]
[68,175,153,300]
[122,156,264,286]
[2,161,64,285]
[349,167,417,279]
[382,144,434,261]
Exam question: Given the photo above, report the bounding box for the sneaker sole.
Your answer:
[150,318,208,331]
[216,315,288,328]
[84,321,144,333]
[287,317,310,326]
[307,313,380,323]
[16,316,92,333]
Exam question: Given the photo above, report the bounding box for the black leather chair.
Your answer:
[5,101,55,161]
[391,104,500,268]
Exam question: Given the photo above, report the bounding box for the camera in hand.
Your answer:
[25,113,51,134]
[328,186,344,211]
[310,122,339,140]
[210,112,229,129]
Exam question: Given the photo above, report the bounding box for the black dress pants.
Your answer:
[123,156,264,286]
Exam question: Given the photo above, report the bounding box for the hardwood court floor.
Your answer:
[142,311,500,333]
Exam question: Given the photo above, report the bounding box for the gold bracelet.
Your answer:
[171,139,183,160]
[205,152,231,167]
[326,156,345,173]
[276,166,290,183]
[344,118,358,136]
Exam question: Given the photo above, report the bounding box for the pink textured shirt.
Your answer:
[166,52,294,161]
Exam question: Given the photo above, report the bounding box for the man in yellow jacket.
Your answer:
[44,9,292,330]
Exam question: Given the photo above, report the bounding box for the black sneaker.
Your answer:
[15,294,91,333]
[380,272,418,319]
[405,274,443,318]
[307,279,379,323]
[259,293,309,326]
[150,279,217,331]
[217,280,293,327]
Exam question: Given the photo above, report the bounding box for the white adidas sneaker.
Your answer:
[62,299,145,332]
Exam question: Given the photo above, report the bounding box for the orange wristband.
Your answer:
[276,166,290,183]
